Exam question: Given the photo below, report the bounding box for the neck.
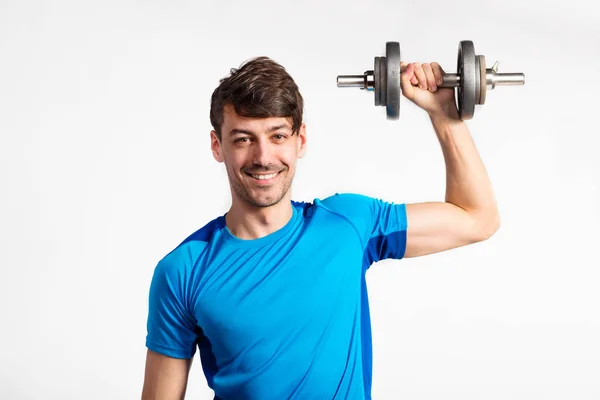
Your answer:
[225,195,294,240]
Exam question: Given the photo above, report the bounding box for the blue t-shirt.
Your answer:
[145,193,408,399]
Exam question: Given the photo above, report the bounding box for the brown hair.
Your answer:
[210,56,304,141]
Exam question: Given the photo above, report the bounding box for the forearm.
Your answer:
[429,106,499,228]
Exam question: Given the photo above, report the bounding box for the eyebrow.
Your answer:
[229,124,290,136]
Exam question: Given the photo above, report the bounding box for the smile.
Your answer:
[245,171,281,183]
[250,172,277,180]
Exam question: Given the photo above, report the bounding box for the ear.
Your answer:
[297,123,307,158]
[210,130,224,163]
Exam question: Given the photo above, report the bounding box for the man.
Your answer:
[141,56,500,399]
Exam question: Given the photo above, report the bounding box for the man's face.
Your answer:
[211,105,307,208]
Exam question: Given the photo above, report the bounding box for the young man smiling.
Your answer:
[141,56,500,399]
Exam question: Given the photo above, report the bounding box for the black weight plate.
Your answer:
[374,57,381,106]
[477,55,486,105]
[385,42,401,120]
[457,40,477,120]
[380,56,387,107]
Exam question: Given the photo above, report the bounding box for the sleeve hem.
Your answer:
[146,339,195,359]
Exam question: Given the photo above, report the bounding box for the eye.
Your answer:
[272,133,287,140]
[234,137,250,144]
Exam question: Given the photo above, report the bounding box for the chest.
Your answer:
[194,222,364,361]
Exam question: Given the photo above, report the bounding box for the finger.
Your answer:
[400,63,415,99]
[400,61,418,88]
[431,62,444,86]
[402,61,418,85]
[400,61,414,81]
[412,62,427,90]
[422,63,437,91]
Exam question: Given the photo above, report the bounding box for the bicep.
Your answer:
[142,349,193,400]
[404,202,494,258]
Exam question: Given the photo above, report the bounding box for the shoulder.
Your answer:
[317,192,377,209]
[298,192,407,242]
[152,216,223,280]
[292,192,366,220]
[293,192,380,241]
[305,192,390,218]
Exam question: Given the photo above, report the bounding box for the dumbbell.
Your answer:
[336,40,525,120]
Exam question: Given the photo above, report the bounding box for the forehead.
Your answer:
[222,104,292,133]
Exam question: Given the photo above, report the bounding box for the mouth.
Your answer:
[244,170,282,184]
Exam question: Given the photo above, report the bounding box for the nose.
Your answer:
[251,138,274,167]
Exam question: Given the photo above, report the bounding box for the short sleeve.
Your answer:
[145,256,199,359]
[320,193,408,264]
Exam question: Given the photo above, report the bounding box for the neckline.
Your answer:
[219,202,301,248]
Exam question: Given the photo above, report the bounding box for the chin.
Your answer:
[245,188,289,208]
[248,194,284,208]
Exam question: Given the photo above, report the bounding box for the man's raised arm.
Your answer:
[400,61,500,258]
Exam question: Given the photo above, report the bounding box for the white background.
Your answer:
[1,0,599,399]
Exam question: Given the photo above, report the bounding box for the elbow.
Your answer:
[472,211,501,242]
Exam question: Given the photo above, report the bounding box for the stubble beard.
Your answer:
[228,168,293,208]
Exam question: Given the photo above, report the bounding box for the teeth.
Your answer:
[251,173,277,180]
